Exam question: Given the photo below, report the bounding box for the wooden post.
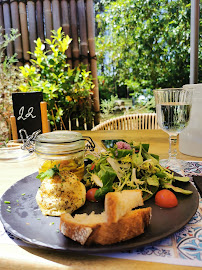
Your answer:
[61,0,72,68]
[52,0,61,31]
[86,0,100,124]
[36,0,44,41]
[19,1,30,61]
[43,0,53,40]
[10,0,23,62]
[0,0,5,62]
[77,0,88,67]
[40,102,49,133]
[2,0,13,57]
[10,116,18,140]
[70,0,80,67]
[27,0,37,53]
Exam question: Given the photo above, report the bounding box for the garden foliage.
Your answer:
[19,28,95,130]
[96,0,202,100]
[0,28,25,140]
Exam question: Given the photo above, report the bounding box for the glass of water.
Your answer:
[153,88,193,172]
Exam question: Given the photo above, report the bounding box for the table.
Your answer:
[0,130,201,270]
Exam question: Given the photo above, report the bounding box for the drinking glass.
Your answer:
[153,88,193,172]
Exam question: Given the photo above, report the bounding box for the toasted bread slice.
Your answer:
[60,207,151,245]
[60,211,105,245]
[105,190,144,223]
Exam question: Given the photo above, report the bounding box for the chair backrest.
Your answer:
[10,92,49,140]
[91,113,159,131]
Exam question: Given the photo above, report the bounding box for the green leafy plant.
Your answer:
[19,27,95,130]
[95,0,202,99]
[0,28,25,141]
[100,95,118,115]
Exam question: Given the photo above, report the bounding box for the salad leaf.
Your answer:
[107,157,130,181]
[142,185,159,200]
[91,174,103,187]
[162,183,193,195]
[146,175,159,187]
[85,154,98,162]
[150,153,160,161]
[141,147,159,165]
[174,176,190,182]
[142,144,150,152]
[110,148,133,158]
[132,144,143,167]
[94,171,114,200]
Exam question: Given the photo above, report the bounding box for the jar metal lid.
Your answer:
[35,131,85,155]
[36,131,83,143]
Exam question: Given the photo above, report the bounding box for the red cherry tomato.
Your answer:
[155,189,178,208]
[86,188,98,202]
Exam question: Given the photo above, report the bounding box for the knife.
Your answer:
[192,176,202,197]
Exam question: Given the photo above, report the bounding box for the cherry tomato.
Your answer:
[86,188,98,202]
[155,189,178,208]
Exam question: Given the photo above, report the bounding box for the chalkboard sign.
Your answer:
[12,92,43,137]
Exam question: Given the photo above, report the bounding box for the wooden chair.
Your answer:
[10,101,49,140]
[91,113,159,131]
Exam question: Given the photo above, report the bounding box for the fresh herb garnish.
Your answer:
[36,165,60,181]
[4,201,10,204]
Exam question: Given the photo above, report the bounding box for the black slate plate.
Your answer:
[0,172,199,253]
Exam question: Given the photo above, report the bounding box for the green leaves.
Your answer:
[174,176,190,182]
[36,165,60,181]
[162,183,193,195]
[132,144,143,167]
[19,27,94,130]
[94,170,115,201]
[84,141,193,201]
[96,0,199,96]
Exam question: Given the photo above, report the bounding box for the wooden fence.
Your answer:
[0,0,100,130]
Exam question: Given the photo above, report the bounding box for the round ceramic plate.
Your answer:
[0,172,199,253]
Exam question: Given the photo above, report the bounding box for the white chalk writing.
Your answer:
[17,106,37,121]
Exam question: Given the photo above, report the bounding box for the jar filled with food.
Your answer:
[35,131,86,181]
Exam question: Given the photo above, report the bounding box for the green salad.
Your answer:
[84,141,192,201]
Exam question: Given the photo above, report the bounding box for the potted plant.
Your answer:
[19,27,95,130]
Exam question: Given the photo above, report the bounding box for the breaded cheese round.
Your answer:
[36,171,86,216]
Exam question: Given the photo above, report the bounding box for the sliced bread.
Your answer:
[60,207,151,245]
[105,189,144,223]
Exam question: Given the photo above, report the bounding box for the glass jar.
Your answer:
[35,131,85,180]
